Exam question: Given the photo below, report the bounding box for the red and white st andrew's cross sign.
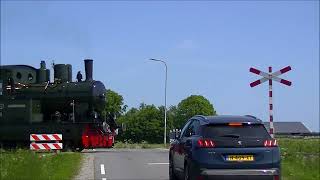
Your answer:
[249,66,292,138]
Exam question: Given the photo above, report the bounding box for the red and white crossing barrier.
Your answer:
[30,134,62,141]
[30,134,63,150]
[249,66,292,138]
[30,143,63,150]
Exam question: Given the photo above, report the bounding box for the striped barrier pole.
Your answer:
[30,134,63,152]
[250,66,292,138]
[268,67,274,138]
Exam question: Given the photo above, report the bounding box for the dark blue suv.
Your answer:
[169,115,281,180]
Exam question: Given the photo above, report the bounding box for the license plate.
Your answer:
[226,155,254,161]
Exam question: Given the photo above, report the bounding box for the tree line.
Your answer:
[105,89,217,143]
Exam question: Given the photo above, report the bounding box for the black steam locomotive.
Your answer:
[0,59,116,150]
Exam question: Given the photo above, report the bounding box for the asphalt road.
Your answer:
[93,149,169,180]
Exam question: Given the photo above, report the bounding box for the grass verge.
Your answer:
[279,138,319,180]
[0,149,82,180]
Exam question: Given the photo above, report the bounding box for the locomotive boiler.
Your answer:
[0,59,116,150]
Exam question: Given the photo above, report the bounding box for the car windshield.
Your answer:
[201,124,270,139]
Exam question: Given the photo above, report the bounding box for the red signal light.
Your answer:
[197,139,215,148]
[264,139,278,147]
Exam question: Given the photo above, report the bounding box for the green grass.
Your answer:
[0,149,82,180]
[279,138,320,180]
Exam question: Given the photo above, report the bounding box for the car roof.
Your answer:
[192,115,263,125]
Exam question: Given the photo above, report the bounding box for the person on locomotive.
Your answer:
[77,71,83,82]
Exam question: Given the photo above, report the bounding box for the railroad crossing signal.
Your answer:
[250,66,292,87]
[250,66,292,138]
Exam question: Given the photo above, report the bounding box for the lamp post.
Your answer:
[149,58,167,146]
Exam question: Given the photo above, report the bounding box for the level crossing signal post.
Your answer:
[250,66,292,138]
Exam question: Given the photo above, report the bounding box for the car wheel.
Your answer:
[184,163,190,180]
[169,157,178,180]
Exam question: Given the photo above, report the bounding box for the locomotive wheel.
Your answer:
[75,147,84,152]
[63,141,74,152]
[63,141,84,152]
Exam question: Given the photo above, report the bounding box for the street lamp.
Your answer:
[149,58,167,146]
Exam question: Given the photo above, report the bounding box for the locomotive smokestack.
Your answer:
[84,59,93,81]
[40,61,46,69]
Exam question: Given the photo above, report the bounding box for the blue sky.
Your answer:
[1,1,319,131]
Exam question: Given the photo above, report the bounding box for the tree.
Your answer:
[115,95,217,143]
[105,89,127,118]
[117,103,164,143]
[175,95,216,128]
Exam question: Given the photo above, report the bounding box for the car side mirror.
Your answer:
[175,131,181,139]
[170,129,181,140]
[184,139,192,148]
